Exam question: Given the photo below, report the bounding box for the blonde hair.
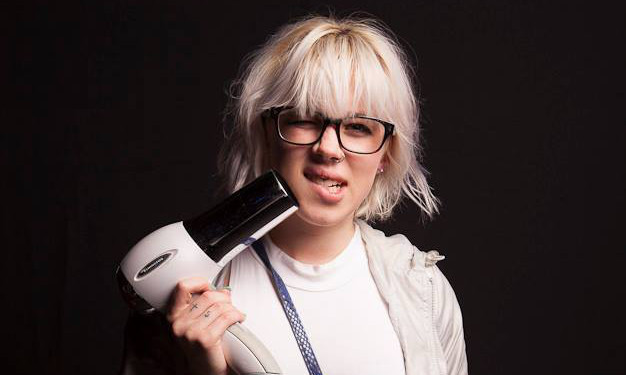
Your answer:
[218,14,439,221]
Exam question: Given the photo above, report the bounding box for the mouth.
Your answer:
[303,170,347,195]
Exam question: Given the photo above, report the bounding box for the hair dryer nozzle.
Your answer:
[183,170,298,264]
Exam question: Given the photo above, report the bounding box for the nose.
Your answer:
[311,124,345,162]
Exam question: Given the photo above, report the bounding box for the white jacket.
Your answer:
[356,220,468,375]
[120,221,468,375]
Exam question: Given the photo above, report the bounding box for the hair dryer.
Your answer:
[116,170,298,375]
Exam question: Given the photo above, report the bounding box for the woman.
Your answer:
[121,14,468,375]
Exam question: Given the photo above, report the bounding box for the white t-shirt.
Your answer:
[228,225,406,375]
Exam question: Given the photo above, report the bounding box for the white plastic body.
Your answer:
[119,206,297,374]
[120,221,220,311]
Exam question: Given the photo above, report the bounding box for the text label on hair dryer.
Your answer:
[136,249,177,280]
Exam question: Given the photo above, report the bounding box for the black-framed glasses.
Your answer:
[265,106,395,154]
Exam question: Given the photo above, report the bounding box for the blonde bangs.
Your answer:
[265,23,397,123]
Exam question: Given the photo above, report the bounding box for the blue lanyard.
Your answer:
[251,240,324,375]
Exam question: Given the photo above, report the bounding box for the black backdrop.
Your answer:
[5,1,624,374]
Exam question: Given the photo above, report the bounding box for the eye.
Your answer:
[286,119,316,125]
[285,119,320,131]
[343,122,374,135]
[280,110,322,129]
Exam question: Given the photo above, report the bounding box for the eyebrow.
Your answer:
[322,111,370,118]
[311,108,372,119]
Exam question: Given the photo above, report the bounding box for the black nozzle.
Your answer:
[183,170,298,263]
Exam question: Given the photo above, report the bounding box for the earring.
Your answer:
[377,167,384,174]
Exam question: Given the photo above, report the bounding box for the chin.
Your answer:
[293,204,354,228]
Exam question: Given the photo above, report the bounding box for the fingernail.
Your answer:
[217,286,232,294]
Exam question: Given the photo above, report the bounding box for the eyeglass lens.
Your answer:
[277,108,386,153]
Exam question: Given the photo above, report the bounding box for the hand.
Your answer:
[166,277,246,375]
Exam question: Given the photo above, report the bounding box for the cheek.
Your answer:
[351,156,383,194]
[270,142,306,176]
[360,152,384,175]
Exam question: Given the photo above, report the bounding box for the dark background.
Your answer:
[4,1,624,374]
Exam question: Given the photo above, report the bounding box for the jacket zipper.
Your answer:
[429,276,444,375]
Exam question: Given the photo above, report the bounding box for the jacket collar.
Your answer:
[356,219,426,272]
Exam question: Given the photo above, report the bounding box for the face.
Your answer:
[264,109,388,230]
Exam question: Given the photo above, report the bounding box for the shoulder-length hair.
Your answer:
[218,14,439,222]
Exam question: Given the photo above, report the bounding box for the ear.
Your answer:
[377,153,389,174]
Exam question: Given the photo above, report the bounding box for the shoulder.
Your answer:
[357,219,460,312]
[356,219,431,272]
[357,221,468,373]
[357,219,414,249]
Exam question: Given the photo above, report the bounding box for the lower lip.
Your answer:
[305,175,346,204]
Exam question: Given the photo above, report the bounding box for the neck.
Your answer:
[269,215,356,265]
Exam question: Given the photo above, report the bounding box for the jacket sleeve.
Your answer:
[433,266,469,375]
[119,266,233,375]
[118,311,189,375]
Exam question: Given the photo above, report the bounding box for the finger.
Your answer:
[171,296,223,339]
[200,304,246,338]
[176,303,245,350]
[217,285,232,295]
[186,290,231,320]
[175,302,227,341]
[167,277,212,320]
[190,302,242,332]
[196,303,223,329]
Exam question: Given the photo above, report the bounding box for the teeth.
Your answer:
[310,175,343,193]
[313,176,341,187]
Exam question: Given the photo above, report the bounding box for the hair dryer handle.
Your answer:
[224,323,282,375]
